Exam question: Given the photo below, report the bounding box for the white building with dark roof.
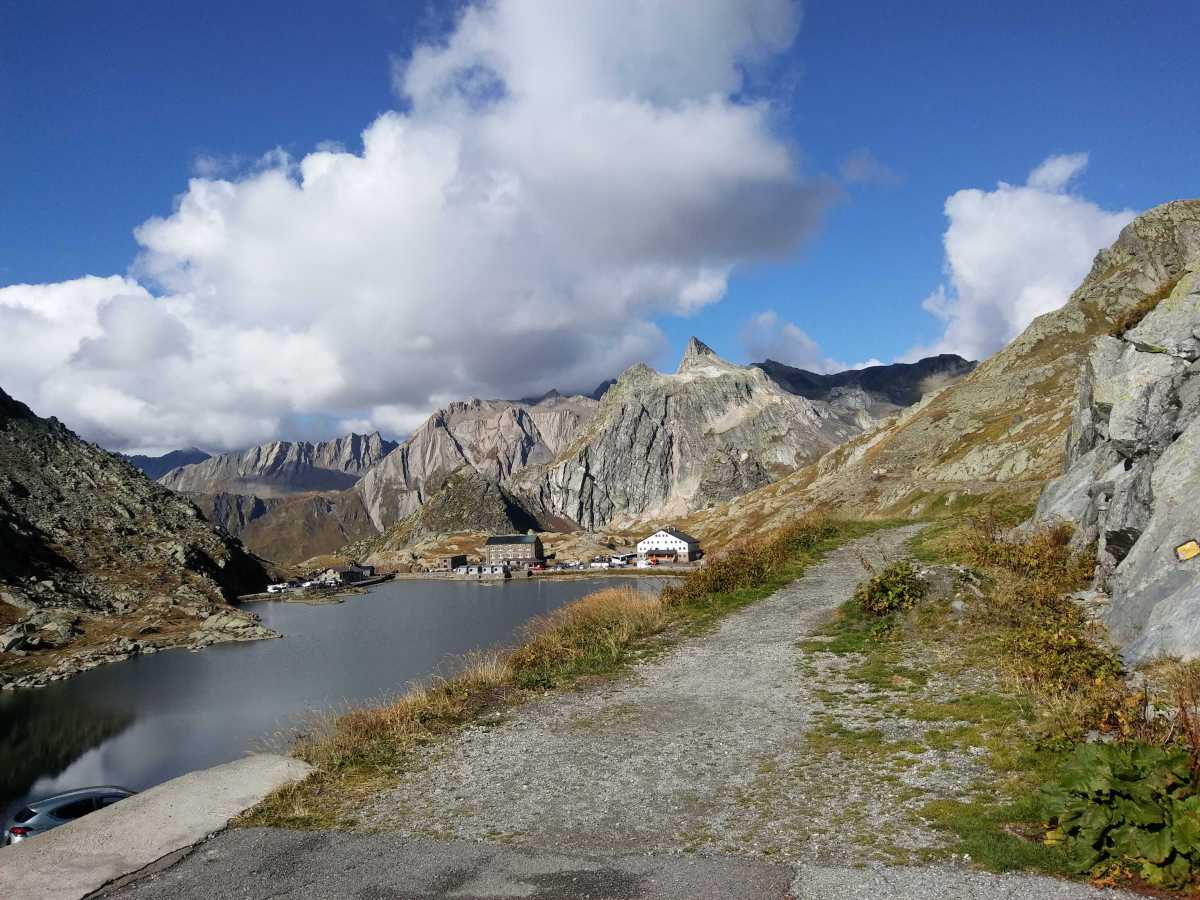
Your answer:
[636,527,701,562]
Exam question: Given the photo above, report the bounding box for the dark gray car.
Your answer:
[3,786,135,846]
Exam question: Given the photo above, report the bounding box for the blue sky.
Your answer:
[1,0,1197,450]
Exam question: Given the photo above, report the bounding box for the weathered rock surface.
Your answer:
[756,353,976,418]
[509,339,876,529]
[159,432,397,498]
[351,468,541,568]
[354,395,597,532]
[1033,203,1200,660]
[0,386,272,687]
[204,346,973,560]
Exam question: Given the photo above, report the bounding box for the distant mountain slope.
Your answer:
[124,447,210,479]
[755,354,975,416]
[159,432,397,498]
[178,343,971,562]
[0,387,271,687]
[190,490,378,568]
[678,199,1200,547]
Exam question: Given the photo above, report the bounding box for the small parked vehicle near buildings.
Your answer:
[3,786,136,845]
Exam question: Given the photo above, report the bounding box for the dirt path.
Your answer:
[362,525,953,859]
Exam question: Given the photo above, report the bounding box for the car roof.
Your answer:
[28,786,134,809]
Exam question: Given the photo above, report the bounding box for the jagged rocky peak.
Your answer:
[676,336,741,376]
[159,431,399,498]
[352,392,599,533]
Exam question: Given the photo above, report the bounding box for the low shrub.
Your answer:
[853,561,928,616]
[1042,742,1200,889]
[1109,275,1180,337]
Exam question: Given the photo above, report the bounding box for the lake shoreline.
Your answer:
[2,576,653,818]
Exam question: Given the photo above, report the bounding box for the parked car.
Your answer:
[4,786,136,846]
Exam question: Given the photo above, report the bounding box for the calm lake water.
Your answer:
[0,576,655,817]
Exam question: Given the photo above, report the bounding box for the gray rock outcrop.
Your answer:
[124,447,211,479]
[1033,200,1200,662]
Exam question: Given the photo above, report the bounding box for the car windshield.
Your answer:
[12,807,35,823]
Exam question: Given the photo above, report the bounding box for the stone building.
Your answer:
[483,533,544,567]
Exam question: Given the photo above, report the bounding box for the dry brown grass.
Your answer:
[511,587,666,688]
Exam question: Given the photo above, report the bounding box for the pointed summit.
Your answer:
[676,336,733,374]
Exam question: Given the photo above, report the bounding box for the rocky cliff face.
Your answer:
[1033,200,1200,662]
[509,339,874,529]
[159,432,397,498]
[756,354,976,418]
[354,395,598,531]
[0,387,273,687]
[166,342,980,561]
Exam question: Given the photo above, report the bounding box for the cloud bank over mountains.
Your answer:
[0,3,1143,454]
[0,0,832,453]
[912,152,1136,360]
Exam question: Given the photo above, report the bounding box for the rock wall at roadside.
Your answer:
[1033,200,1200,661]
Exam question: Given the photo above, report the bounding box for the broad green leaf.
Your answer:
[1136,827,1173,864]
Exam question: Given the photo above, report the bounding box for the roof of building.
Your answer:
[642,526,699,544]
[485,534,541,545]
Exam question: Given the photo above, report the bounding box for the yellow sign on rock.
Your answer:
[1176,540,1200,562]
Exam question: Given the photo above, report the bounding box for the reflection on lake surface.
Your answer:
[1,576,654,817]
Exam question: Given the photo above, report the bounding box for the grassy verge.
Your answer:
[242,514,884,829]
[809,507,1200,891]
[792,508,1127,872]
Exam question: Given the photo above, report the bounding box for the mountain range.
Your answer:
[151,346,974,564]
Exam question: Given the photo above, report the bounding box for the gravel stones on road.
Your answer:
[363,527,925,857]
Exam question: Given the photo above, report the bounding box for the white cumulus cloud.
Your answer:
[911,152,1136,361]
[0,0,833,454]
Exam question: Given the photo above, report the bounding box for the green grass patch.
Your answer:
[921,795,1072,874]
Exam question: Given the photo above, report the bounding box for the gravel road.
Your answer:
[361,527,924,852]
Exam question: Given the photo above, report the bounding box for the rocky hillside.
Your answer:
[159,432,397,498]
[174,345,971,563]
[124,447,210,479]
[677,201,1200,548]
[510,339,876,529]
[1033,200,1200,661]
[0,387,273,688]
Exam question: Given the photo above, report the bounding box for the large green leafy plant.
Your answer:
[853,560,928,616]
[1042,743,1200,888]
